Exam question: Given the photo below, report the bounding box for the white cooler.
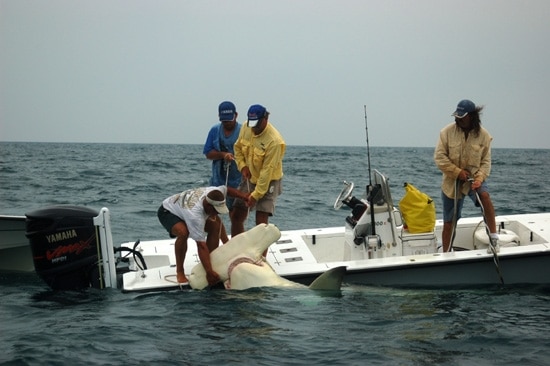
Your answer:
[400,230,437,256]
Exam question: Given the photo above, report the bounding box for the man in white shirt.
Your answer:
[157,187,229,285]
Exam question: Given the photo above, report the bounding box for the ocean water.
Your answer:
[1,142,550,365]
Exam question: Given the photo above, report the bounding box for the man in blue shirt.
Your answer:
[203,101,242,236]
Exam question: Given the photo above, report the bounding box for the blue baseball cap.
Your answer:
[218,101,237,121]
[247,104,268,127]
[452,99,476,118]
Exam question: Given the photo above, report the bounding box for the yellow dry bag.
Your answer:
[399,183,436,233]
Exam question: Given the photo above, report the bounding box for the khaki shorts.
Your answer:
[233,179,282,215]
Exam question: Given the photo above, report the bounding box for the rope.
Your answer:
[449,179,460,251]
[471,180,504,285]
[219,160,230,240]
[224,160,230,187]
[246,179,251,225]
[164,274,188,290]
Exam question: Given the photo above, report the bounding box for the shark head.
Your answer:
[188,223,281,290]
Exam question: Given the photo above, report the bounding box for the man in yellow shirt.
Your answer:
[232,104,286,236]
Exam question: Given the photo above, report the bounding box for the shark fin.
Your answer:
[308,266,347,291]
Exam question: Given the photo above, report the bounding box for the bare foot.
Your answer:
[176,272,188,284]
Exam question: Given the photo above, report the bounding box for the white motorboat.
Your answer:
[21,168,550,292]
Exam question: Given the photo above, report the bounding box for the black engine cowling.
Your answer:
[25,205,102,290]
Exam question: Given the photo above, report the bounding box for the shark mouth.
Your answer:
[225,256,264,289]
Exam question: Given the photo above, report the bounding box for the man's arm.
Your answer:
[434,131,462,179]
[227,187,248,201]
[206,150,233,161]
[474,137,493,182]
[196,241,220,286]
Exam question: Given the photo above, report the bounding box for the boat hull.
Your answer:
[119,213,550,292]
[0,215,33,272]
[343,248,550,287]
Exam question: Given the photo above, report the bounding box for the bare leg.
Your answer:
[204,216,223,251]
[228,209,236,239]
[171,221,189,283]
[478,191,497,233]
[442,221,453,252]
[231,207,248,237]
[256,211,270,257]
[255,211,269,225]
[219,219,229,244]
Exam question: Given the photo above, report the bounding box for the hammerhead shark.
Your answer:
[188,223,346,291]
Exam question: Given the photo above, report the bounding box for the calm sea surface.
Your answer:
[1,142,550,365]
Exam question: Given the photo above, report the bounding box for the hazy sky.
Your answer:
[1,0,549,148]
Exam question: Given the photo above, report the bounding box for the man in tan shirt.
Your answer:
[434,99,498,253]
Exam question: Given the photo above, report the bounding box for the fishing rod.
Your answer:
[364,105,376,236]
[364,105,372,186]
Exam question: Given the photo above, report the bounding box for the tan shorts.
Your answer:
[233,179,282,215]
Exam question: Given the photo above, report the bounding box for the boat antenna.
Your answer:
[364,105,372,186]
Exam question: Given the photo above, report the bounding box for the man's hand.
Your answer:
[458,170,470,181]
[471,180,482,190]
[206,270,221,286]
[246,195,257,208]
[241,167,251,180]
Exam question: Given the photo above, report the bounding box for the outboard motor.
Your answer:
[25,205,103,290]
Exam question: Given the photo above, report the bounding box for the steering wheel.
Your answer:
[333,181,354,210]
